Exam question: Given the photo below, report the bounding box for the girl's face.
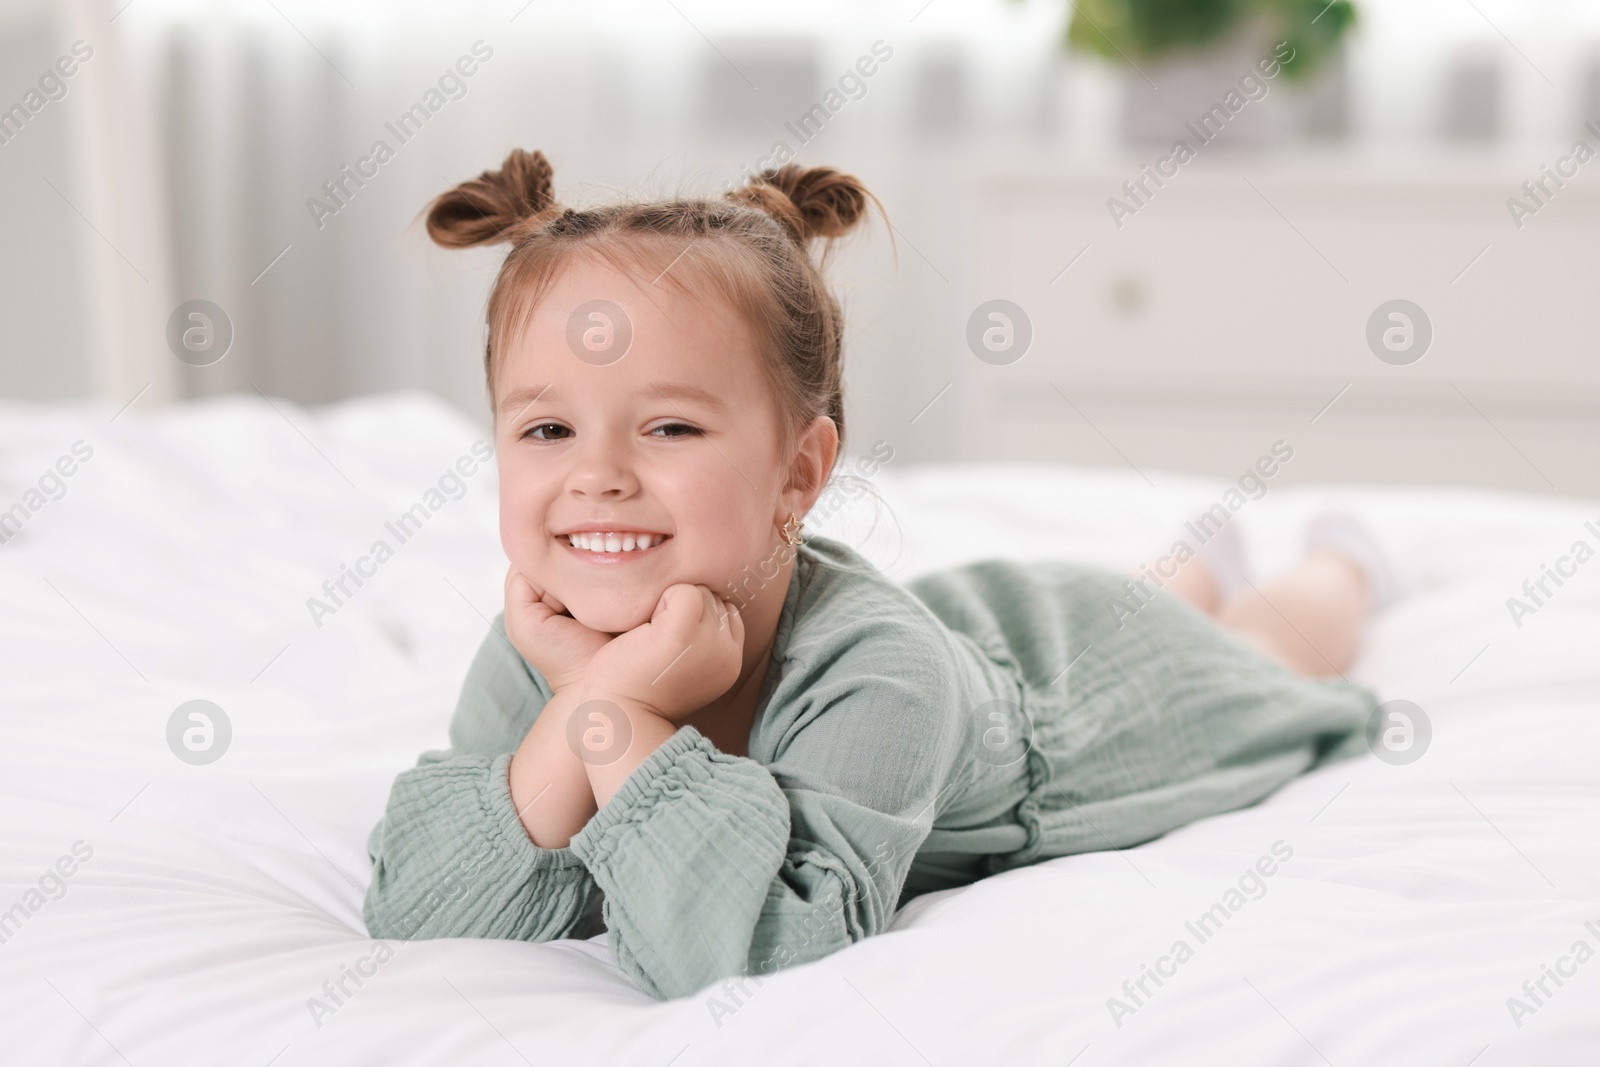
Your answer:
[494,254,803,635]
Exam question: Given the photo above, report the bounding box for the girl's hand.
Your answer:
[503,567,612,694]
[583,584,744,723]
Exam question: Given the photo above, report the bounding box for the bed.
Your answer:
[2,391,1596,1065]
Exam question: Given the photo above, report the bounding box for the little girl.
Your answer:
[363,148,1388,1001]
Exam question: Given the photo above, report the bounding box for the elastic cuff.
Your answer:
[486,751,588,872]
[567,724,718,864]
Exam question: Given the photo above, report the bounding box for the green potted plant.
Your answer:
[1062,0,1357,81]
[1037,0,1359,144]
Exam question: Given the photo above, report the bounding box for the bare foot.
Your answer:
[1163,553,1224,615]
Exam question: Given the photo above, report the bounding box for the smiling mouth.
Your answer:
[559,531,671,557]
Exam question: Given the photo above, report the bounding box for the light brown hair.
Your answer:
[425,148,883,466]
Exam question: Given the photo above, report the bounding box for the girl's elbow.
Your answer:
[621,943,755,1002]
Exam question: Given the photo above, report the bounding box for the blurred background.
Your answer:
[3,0,1598,495]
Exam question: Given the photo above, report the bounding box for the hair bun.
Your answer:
[728,164,876,246]
[426,148,560,248]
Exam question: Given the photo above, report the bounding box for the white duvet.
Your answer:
[1,392,1596,1066]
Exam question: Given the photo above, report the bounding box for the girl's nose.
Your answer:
[567,437,639,498]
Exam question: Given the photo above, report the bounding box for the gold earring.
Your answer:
[779,512,804,547]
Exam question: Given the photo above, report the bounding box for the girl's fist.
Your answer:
[502,567,612,694]
[582,584,745,722]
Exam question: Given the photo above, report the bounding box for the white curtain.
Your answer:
[6,0,1596,471]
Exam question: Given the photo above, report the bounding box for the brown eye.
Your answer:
[522,422,571,441]
[650,422,702,439]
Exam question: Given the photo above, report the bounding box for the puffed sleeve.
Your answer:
[363,617,603,943]
[567,635,968,1000]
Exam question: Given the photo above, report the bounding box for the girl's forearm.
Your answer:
[508,687,600,849]
[579,696,678,809]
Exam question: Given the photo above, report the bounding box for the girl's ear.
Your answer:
[783,415,840,515]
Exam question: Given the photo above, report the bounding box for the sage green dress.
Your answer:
[363,534,1375,1000]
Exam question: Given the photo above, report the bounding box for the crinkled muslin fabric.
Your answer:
[363,534,1375,1000]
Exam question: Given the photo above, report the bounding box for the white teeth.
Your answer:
[565,532,664,552]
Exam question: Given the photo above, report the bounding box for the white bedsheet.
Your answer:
[1,391,1596,1066]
